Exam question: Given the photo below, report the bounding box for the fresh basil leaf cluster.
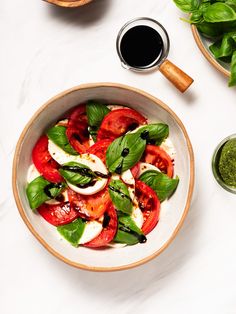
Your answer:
[59,161,96,186]
[26,176,66,210]
[108,179,133,215]
[114,215,146,245]
[139,170,179,202]
[86,101,110,141]
[57,218,86,247]
[106,123,169,174]
[47,125,78,155]
[173,0,236,86]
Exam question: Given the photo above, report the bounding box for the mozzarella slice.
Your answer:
[121,169,135,186]
[48,139,80,165]
[107,105,126,111]
[131,205,144,229]
[27,164,40,182]
[45,190,69,205]
[79,220,103,244]
[48,140,108,195]
[160,138,176,159]
[56,119,68,127]
[139,162,161,177]
[89,135,95,147]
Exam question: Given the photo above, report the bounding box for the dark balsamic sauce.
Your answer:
[108,185,132,202]
[121,148,129,157]
[44,183,63,198]
[120,25,163,68]
[102,213,111,228]
[119,224,147,244]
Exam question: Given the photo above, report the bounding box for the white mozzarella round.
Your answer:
[131,206,144,229]
[107,105,126,111]
[121,169,135,186]
[48,139,80,165]
[79,221,103,244]
[160,138,176,159]
[27,164,40,183]
[139,162,161,177]
[89,135,95,147]
[56,119,68,127]
[45,190,69,205]
[48,140,108,195]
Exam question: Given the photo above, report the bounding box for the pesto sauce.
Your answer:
[219,139,236,187]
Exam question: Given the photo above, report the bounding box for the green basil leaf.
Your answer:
[47,125,78,155]
[106,132,146,173]
[135,123,169,145]
[226,0,236,11]
[26,176,66,210]
[229,50,236,86]
[57,218,86,247]
[173,0,199,13]
[86,101,110,141]
[209,32,236,58]
[59,161,95,186]
[204,3,236,22]
[108,179,133,215]
[114,215,146,245]
[139,170,179,202]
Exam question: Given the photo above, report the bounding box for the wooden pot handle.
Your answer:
[159,59,194,93]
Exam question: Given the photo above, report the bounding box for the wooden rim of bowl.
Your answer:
[43,0,93,8]
[191,25,230,78]
[12,82,195,272]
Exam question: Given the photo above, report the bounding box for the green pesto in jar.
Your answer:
[218,139,236,187]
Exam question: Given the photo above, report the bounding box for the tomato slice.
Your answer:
[67,187,110,220]
[131,162,140,179]
[84,203,118,248]
[32,135,63,183]
[135,180,160,235]
[143,145,174,177]
[97,108,147,141]
[87,139,112,164]
[37,201,80,226]
[66,104,90,153]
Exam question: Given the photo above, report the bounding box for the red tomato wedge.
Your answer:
[32,135,63,183]
[97,108,147,141]
[84,203,118,248]
[131,162,140,179]
[66,104,90,153]
[87,139,112,164]
[67,188,110,220]
[143,145,174,178]
[135,180,160,235]
[37,201,80,226]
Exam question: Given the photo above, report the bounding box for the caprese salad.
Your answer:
[26,102,179,248]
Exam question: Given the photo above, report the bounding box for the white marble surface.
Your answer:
[1,0,236,313]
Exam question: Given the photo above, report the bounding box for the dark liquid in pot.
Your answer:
[120,25,163,68]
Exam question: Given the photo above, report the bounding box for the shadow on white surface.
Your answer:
[46,0,112,26]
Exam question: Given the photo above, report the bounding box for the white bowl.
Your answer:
[12,83,194,271]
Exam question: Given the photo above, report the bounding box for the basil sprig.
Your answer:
[139,170,179,202]
[114,215,146,245]
[135,123,169,145]
[106,123,169,174]
[86,101,110,141]
[108,179,133,215]
[57,218,86,247]
[59,161,96,186]
[47,125,78,155]
[106,132,146,174]
[26,176,66,210]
